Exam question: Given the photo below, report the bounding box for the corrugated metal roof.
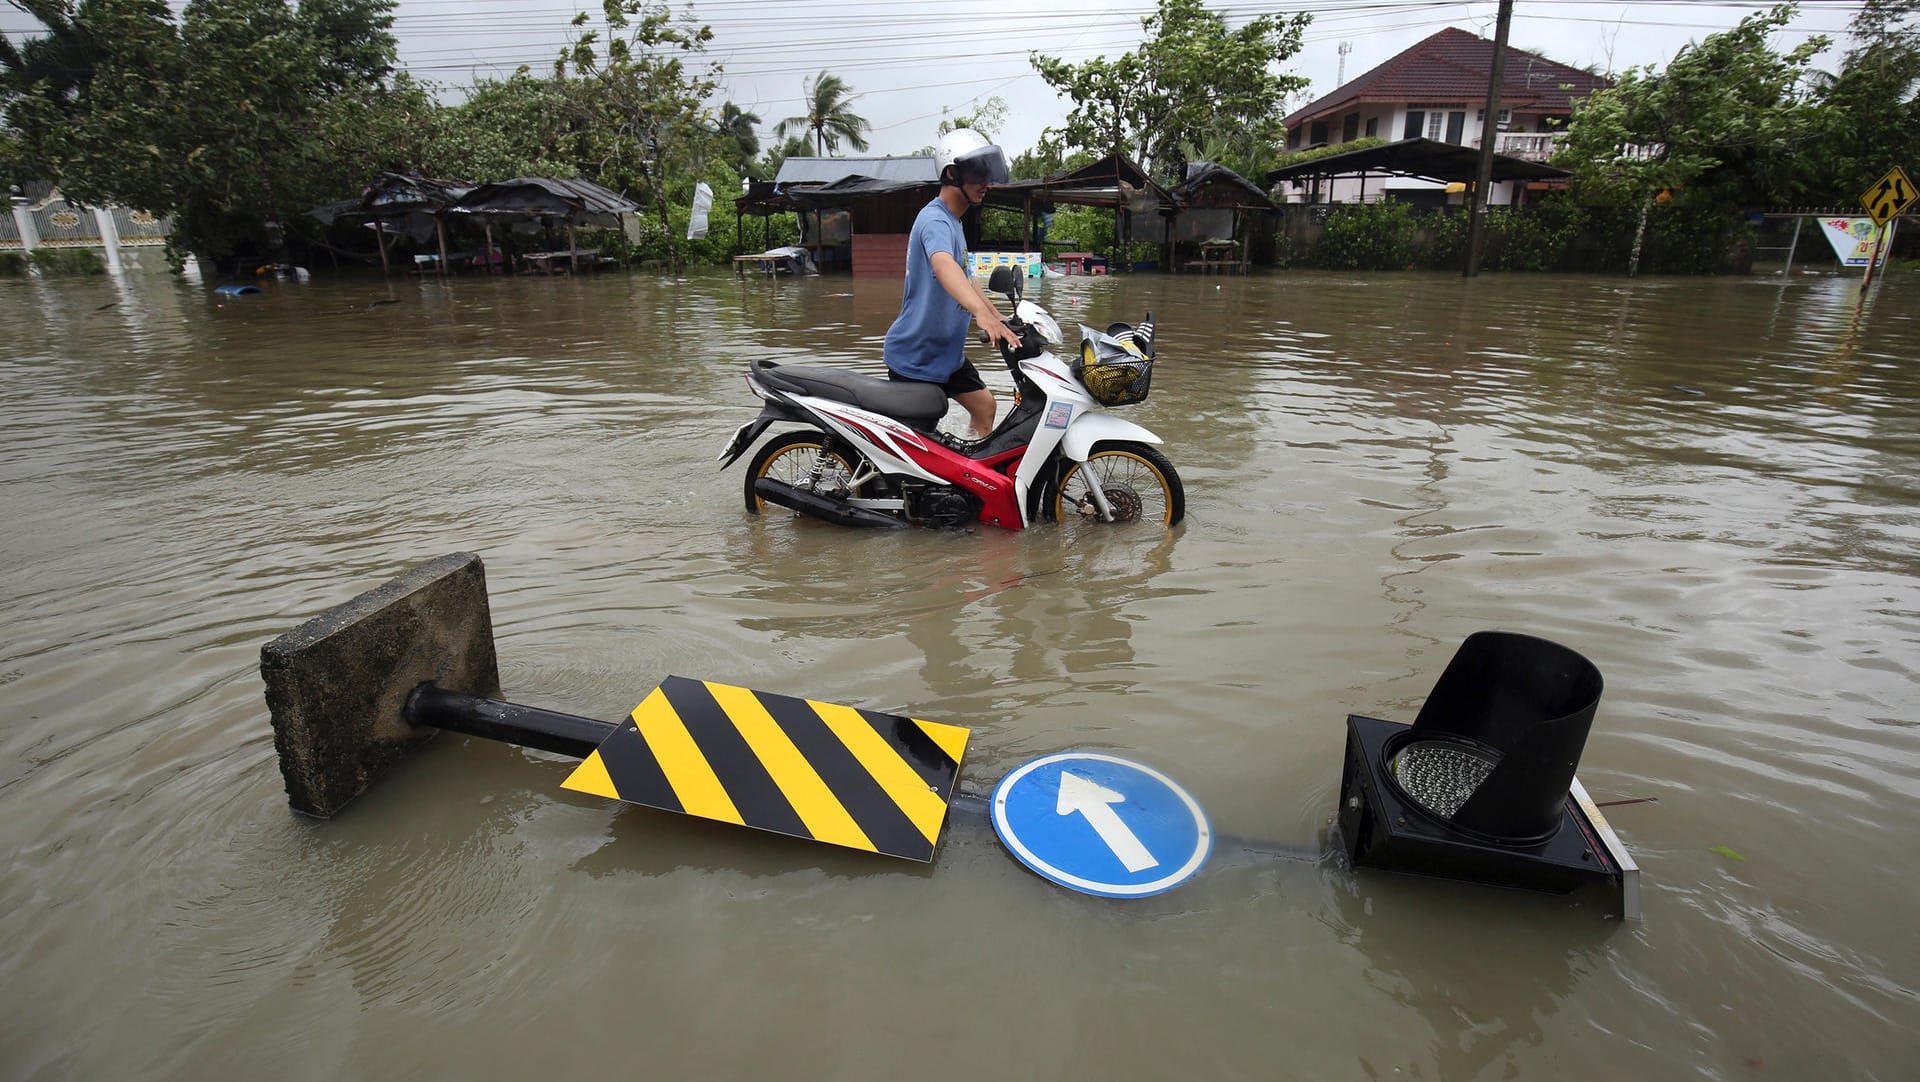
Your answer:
[1285,28,1612,128]
[453,177,638,218]
[775,156,937,185]
[361,172,476,213]
[1264,137,1571,185]
[1172,163,1275,210]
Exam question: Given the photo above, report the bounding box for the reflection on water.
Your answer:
[2,266,1917,1080]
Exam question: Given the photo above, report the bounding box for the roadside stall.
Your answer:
[452,177,639,275]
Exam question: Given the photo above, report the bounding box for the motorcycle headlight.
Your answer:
[1016,301,1063,346]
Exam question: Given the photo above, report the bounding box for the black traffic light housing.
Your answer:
[1337,631,1640,918]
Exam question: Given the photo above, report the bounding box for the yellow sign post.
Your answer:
[1859,166,1915,288]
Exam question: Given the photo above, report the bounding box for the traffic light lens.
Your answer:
[1390,740,1496,819]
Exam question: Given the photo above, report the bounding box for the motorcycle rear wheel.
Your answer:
[1032,441,1185,527]
[743,431,864,515]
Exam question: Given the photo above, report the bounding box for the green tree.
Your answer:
[3,0,184,203]
[555,0,719,268]
[1558,3,1832,207]
[774,70,870,156]
[757,132,814,179]
[716,100,761,171]
[439,69,582,180]
[1030,0,1309,181]
[1557,3,1833,270]
[937,96,1009,139]
[1810,0,1920,202]
[2,0,405,267]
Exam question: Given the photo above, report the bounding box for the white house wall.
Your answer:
[1280,103,1541,206]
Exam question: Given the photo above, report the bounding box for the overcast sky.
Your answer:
[3,1,1871,157]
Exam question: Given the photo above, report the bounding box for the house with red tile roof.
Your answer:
[1279,28,1613,206]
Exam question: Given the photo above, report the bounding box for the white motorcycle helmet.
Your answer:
[935,127,1010,188]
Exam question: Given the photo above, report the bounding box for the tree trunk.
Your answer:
[645,163,678,269]
[1628,194,1652,278]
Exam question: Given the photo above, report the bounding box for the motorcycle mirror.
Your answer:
[987,266,1022,301]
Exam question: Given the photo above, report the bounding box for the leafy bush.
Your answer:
[1484,206,1572,271]
[1283,194,1752,274]
[29,248,107,275]
[1313,201,1417,270]
[1269,137,1387,172]
[0,252,26,276]
[1411,208,1469,269]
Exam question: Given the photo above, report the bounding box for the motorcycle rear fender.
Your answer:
[1061,412,1163,461]
[716,401,809,469]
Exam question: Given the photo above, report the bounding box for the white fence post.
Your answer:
[10,194,38,253]
[92,207,124,272]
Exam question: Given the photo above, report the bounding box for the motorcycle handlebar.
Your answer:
[981,318,1025,365]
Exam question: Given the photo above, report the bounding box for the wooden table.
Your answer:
[1058,252,1108,275]
[523,249,600,275]
[733,252,805,276]
[1187,240,1243,274]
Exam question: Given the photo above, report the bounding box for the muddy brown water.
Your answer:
[3,264,1916,1080]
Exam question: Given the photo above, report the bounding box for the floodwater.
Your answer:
[2,260,1916,1081]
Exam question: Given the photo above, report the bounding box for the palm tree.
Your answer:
[774,70,871,157]
[717,101,761,167]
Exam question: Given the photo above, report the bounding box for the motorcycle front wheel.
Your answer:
[743,430,864,515]
[1032,440,1185,527]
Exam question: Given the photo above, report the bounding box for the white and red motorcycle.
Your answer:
[718,267,1184,531]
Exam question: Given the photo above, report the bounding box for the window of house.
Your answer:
[1445,110,1466,144]
[1365,117,1378,137]
[1342,113,1359,142]
[1310,120,1328,145]
[1474,107,1513,126]
[1404,111,1425,140]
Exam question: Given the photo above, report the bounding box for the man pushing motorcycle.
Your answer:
[883,128,1023,442]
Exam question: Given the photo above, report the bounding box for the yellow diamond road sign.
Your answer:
[1861,165,1917,226]
[561,676,971,862]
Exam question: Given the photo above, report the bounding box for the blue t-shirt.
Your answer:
[883,198,970,382]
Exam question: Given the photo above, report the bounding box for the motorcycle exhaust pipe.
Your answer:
[754,477,907,529]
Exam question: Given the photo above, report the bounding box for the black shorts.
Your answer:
[889,360,986,398]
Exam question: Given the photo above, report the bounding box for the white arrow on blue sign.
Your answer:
[990,752,1212,898]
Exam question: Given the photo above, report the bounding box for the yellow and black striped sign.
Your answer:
[561,676,970,862]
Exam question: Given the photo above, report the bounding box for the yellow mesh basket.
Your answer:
[1075,339,1154,406]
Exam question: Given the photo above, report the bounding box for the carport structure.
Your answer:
[1266,137,1570,206]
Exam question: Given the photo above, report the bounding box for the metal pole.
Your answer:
[1464,0,1514,278]
[1863,218,1892,288]
[1783,215,1803,276]
[404,684,615,759]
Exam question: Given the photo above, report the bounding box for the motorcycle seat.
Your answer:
[755,362,948,431]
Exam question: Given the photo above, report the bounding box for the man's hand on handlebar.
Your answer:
[979,314,1021,353]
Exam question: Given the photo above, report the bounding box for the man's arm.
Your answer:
[930,250,1020,349]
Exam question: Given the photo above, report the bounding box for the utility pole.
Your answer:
[1463,0,1514,278]
[1337,41,1352,86]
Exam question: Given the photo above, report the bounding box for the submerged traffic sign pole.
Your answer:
[260,553,1637,918]
[260,553,971,861]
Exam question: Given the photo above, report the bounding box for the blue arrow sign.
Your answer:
[990,752,1212,898]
